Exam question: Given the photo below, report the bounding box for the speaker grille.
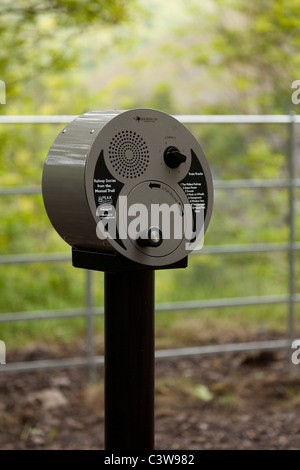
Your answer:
[108,131,149,179]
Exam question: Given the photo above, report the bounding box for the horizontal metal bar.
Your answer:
[0,307,104,323]
[2,178,300,197]
[1,294,299,324]
[0,186,41,196]
[174,115,300,124]
[0,115,299,125]
[156,294,300,312]
[155,339,289,359]
[1,241,299,266]
[214,179,300,189]
[0,253,71,264]
[0,355,104,373]
[198,242,300,255]
[0,339,289,373]
[0,115,77,124]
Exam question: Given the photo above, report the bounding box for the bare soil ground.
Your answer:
[0,340,300,450]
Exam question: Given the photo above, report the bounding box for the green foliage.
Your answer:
[204,0,300,114]
[0,0,299,347]
[0,0,139,108]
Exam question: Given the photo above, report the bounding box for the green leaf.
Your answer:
[193,384,213,402]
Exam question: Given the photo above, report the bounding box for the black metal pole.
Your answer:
[104,269,155,450]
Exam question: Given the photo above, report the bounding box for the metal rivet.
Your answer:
[62,129,66,133]
[90,129,94,134]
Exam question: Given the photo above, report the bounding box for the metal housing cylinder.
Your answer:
[42,108,213,266]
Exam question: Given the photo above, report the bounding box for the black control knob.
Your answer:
[137,226,163,248]
[164,146,187,169]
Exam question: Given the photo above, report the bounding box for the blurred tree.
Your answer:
[0,0,139,104]
[84,0,299,115]
[187,0,300,113]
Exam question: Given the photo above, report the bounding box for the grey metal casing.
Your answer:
[42,108,213,266]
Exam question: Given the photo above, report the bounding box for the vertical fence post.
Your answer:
[288,111,296,373]
[85,269,96,382]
